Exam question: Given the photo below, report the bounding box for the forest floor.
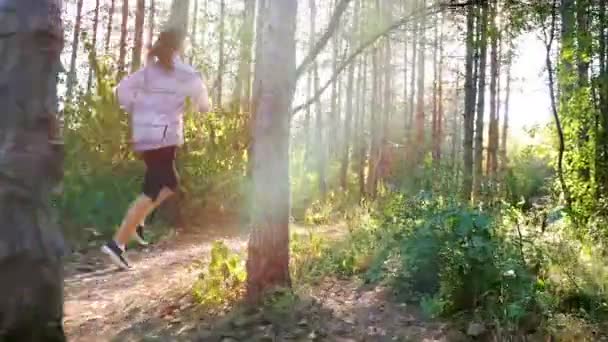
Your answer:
[62,219,460,342]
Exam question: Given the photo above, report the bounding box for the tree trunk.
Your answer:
[486,0,499,177]
[190,0,198,64]
[431,7,439,165]
[132,0,145,71]
[106,0,116,54]
[358,56,368,198]
[462,3,476,201]
[366,44,381,197]
[66,0,84,100]
[340,0,359,190]
[235,0,256,114]
[168,0,190,33]
[148,0,155,45]
[500,51,511,171]
[87,0,101,92]
[310,0,327,198]
[118,0,129,77]
[414,0,426,164]
[407,1,418,160]
[473,1,488,200]
[575,0,590,87]
[435,11,444,164]
[217,0,226,108]
[597,0,608,194]
[330,0,341,160]
[246,0,297,303]
[0,0,66,339]
[402,0,409,137]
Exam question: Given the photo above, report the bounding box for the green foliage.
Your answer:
[192,240,246,306]
[504,143,554,209]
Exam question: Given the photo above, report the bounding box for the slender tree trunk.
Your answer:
[414,0,426,164]
[547,1,571,205]
[0,0,66,339]
[235,0,256,114]
[310,0,327,198]
[431,8,439,165]
[66,0,84,100]
[118,0,129,77]
[88,0,101,91]
[407,1,418,161]
[330,0,341,159]
[402,0,409,137]
[598,0,608,194]
[190,0,199,64]
[340,0,360,189]
[462,3,476,201]
[132,0,145,71]
[304,0,315,169]
[575,0,590,87]
[148,0,155,44]
[473,1,488,200]
[313,61,327,197]
[217,0,226,108]
[246,0,298,303]
[436,12,444,164]
[168,0,190,34]
[486,0,499,177]
[106,0,116,54]
[451,74,461,171]
[500,45,511,171]
[380,0,393,186]
[366,43,381,197]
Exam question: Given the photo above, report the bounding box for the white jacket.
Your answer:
[116,57,209,152]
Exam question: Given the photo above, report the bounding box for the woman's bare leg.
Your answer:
[114,187,175,246]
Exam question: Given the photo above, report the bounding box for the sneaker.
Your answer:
[101,240,131,270]
[134,224,149,246]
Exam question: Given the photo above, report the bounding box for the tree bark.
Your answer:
[66,0,84,100]
[106,0,116,54]
[548,0,571,205]
[472,1,488,200]
[190,0,198,64]
[310,0,327,198]
[366,43,381,197]
[462,3,476,201]
[402,0,409,137]
[414,0,426,164]
[87,0,101,91]
[330,0,341,159]
[168,0,190,34]
[358,55,368,198]
[148,0,155,44]
[234,0,256,114]
[500,50,511,171]
[216,0,226,108]
[0,0,66,339]
[118,0,129,77]
[486,0,499,177]
[339,0,359,189]
[132,0,145,71]
[246,0,297,303]
[408,1,419,159]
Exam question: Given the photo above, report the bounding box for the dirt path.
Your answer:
[63,223,453,342]
[63,221,248,341]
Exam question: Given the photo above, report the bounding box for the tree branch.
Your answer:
[292,4,440,116]
[295,0,353,81]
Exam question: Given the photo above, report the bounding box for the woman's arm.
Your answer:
[115,69,146,113]
[190,74,210,114]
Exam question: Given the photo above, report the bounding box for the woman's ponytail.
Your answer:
[147,30,184,71]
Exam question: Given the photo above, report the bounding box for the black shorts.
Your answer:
[142,146,179,201]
